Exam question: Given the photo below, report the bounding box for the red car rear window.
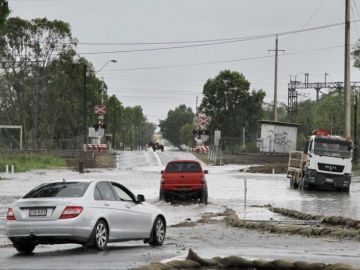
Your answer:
[165,162,202,173]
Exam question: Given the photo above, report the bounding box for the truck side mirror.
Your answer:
[304,141,309,154]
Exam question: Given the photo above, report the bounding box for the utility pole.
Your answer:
[196,96,198,114]
[345,0,351,138]
[269,35,285,121]
[354,95,358,146]
[304,73,309,87]
[83,64,87,146]
[324,72,329,86]
[33,66,39,149]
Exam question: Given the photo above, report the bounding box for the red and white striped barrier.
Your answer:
[192,145,209,154]
[87,144,107,151]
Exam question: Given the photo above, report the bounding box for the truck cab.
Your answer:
[301,129,352,192]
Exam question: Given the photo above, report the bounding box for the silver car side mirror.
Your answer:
[137,194,145,203]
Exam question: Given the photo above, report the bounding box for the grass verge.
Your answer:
[0,153,67,173]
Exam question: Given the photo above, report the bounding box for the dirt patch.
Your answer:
[170,212,225,228]
[245,163,288,174]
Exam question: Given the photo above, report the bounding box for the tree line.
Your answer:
[160,67,360,151]
[0,7,155,150]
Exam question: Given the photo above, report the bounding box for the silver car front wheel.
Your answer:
[149,217,166,246]
[93,220,108,250]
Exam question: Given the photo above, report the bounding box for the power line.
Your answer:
[105,43,353,71]
[300,0,327,29]
[77,20,359,47]
[282,0,328,48]
[77,21,360,55]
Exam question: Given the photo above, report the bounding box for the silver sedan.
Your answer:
[6,179,166,254]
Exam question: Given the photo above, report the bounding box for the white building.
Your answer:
[259,121,301,153]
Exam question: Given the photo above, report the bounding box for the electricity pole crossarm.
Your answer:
[269,34,285,122]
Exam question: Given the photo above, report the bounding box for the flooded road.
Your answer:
[1,150,360,240]
[1,150,360,268]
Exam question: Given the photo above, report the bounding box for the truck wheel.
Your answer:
[293,181,299,189]
[200,189,208,205]
[164,192,171,203]
[299,179,305,191]
[290,178,295,189]
[159,189,165,201]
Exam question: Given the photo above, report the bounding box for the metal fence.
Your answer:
[219,137,260,154]
[0,134,85,151]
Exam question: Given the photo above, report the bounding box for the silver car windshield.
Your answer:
[313,138,352,159]
[23,182,90,198]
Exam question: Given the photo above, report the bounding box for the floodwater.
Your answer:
[0,149,360,243]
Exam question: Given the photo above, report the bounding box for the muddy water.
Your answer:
[207,171,360,220]
[1,150,360,243]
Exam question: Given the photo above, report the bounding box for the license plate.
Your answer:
[325,178,333,183]
[29,208,47,217]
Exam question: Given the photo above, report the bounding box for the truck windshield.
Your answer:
[313,137,352,159]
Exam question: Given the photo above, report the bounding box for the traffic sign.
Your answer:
[194,113,211,128]
[94,105,106,115]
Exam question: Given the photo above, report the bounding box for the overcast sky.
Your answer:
[8,0,360,124]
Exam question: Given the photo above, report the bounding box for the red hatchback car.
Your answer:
[159,160,208,204]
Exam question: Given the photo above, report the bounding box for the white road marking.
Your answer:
[152,151,162,166]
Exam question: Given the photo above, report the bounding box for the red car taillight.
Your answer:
[7,208,16,221]
[60,206,83,219]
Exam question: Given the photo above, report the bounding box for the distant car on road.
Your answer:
[6,179,166,254]
[160,160,208,204]
[148,142,164,152]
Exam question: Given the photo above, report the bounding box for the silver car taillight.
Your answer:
[7,208,16,221]
[60,206,83,219]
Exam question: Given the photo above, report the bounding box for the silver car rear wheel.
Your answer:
[13,240,36,254]
[149,217,166,246]
[93,220,108,250]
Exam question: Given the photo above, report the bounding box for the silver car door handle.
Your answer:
[125,205,131,209]
[104,203,110,207]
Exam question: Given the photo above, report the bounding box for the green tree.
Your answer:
[262,102,288,122]
[105,95,123,149]
[0,0,9,30]
[282,90,344,149]
[199,70,265,138]
[179,123,195,146]
[0,17,77,147]
[159,105,195,147]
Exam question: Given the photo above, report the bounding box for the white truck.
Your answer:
[287,128,353,192]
